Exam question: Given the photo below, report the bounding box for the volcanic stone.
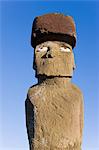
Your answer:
[31,13,76,48]
[25,77,84,150]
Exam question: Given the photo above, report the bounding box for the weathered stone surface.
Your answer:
[33,41,75,77]
[25,13,84,150]
[31,13,76,48]
[25,78,84,150]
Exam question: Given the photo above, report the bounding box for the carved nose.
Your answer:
[41,47,53,58]
[47,46,50,52]
[47,54,53,58]
[41,53,53,58]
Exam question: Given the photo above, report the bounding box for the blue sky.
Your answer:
[0,0,99,150]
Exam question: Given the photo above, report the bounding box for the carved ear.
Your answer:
[72,53,76,70]
[33,51,37,70]
[33,60,37,70]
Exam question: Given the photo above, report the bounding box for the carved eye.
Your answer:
[37,46,48,52]
[60,47,71,52]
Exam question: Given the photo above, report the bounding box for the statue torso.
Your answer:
[28,80,83,149]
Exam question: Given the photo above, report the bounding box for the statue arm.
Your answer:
[25,94,35,149]
[80,94,84,143]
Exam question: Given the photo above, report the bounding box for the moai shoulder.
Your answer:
[27,79,83,106]
[25,13,84,150]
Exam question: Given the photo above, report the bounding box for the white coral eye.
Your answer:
[37,46,48,52]
[60,47,71,52]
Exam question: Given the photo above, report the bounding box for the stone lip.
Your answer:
[31,13,76,48]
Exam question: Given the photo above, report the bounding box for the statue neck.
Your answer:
[38,75,71,85]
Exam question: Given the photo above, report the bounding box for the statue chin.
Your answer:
[35,56,74,78]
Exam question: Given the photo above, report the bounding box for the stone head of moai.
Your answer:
[31,13,76,81]
[25,13,84,150]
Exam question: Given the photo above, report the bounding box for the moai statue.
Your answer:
[25,13,84,150]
